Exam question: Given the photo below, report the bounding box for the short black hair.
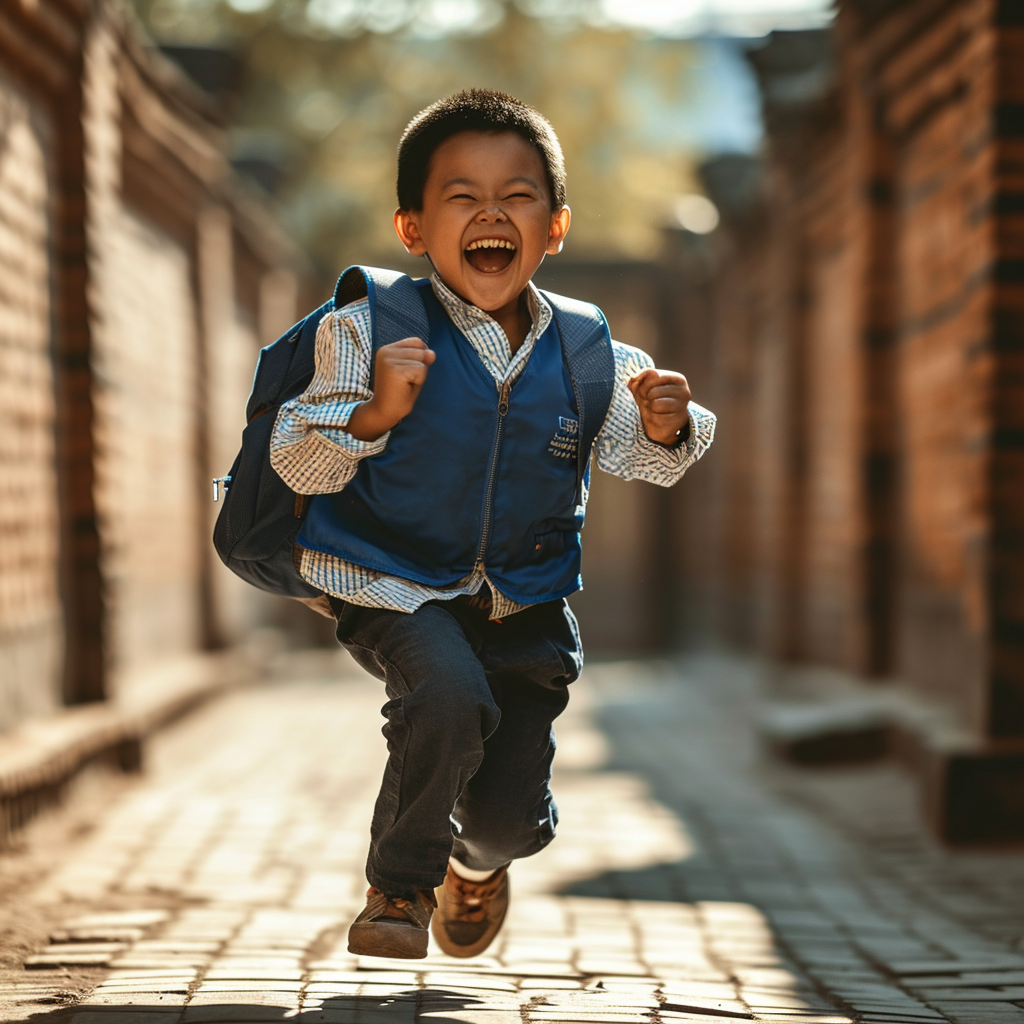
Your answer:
[397,89,566,211]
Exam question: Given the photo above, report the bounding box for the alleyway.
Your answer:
[2,653,1024,1024]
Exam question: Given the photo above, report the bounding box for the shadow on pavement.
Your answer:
[557,861,687,902]
[26,988,486,1022]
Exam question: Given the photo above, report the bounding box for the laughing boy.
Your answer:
[270,89,715,960]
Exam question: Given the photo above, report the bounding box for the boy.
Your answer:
[270,89,715,960]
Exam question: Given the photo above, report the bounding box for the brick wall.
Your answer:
[657,228,721,650]
[864,0,997,730]
[93,208,202,674]
[798,134,868,672]
[685,0,1024,743]
[988,0,1024,734]
[0,1,301,727]
[0,70,63,729]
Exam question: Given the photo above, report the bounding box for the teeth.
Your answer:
[466,239,516,251]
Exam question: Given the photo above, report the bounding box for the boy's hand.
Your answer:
[347,337,436,441]
[628,368,692,447]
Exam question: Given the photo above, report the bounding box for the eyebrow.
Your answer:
[440,176,543,191]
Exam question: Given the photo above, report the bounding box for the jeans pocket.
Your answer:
[329,597,363,644]
[330,601,391,679]
[541,600,583,685]
[492,599,581,688]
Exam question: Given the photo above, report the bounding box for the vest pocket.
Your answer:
[530,527,573,563]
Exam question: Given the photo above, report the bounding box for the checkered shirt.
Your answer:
[270,274,716,618]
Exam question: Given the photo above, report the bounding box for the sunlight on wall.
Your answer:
[601,0,833,33]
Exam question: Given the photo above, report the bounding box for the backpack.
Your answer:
[212,264,615,599]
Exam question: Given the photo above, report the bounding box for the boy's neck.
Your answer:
[434,272,533,354]
[491,291,532,355]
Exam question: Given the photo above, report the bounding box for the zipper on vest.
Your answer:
[475,378,512,570]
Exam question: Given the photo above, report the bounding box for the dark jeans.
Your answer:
[330,596,582,898]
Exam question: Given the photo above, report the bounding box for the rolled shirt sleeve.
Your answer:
[594,340,716,485]
[269,298,389,495]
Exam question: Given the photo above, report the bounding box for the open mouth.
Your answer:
[464,238,516,274]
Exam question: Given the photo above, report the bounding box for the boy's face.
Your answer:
[395,131,570,317]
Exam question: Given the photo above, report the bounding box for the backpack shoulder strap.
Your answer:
[247,266,429,421]
[247,297,333,422]
[540,289,616,497]
[335,265,430,389]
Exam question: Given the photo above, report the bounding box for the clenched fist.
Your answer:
[347,337,436,441]
[627,368,692,447]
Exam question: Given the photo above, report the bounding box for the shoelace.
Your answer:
[448,870,504,922]
[368,887,412,909]
[364,887,434,928]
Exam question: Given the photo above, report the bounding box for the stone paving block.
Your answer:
[181,1003,300,1022]
[543,994,658,1010]
[421,975,519,992]
[86,991,189,1007]
[659,997,752,1017]
[111,956,213,970]
[185,991,299,1008]
[920,987,1024,1000]
[180,1013,295,1023]
[205,959,304,972]
[415,995,520,1011]
[741,994,837,1011]
[308,1003,417,1023]
[72,1013,184,1024]
[517,980,585,991]
[316,971,424,986]
[96,980,193,993]
[659,983,741,999]
[15,667,1024,1024]
[858,1015,947,1022]
[419,1012,522,1023]
[204,969,306,982]
[643,962,729,980]
[573,958,648,975]
[105,969,199,979]
[936,1009,1024,1024]
[658,1015,749,1022]
[52,927,150,943]
[196,981,305,993]
[748,1016,853,1024]
[583,981,659,996]
[305,984,364,998]
[493,961,578,976]
[295,1013,370,1024]
[67,910,172,929]
[26,943,127,967]
[527,1013,649,1022]
[908,971,1024,989]
[889,957,1024,975]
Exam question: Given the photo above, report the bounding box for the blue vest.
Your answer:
[297,280,607,604]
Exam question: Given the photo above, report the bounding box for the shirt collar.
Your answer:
[429,272,553,343]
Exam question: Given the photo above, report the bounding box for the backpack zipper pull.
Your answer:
[212,476,232,502]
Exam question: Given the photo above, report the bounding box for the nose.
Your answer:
[475,204,507,223]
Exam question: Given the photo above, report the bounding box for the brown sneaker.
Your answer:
[431,863,509,958]
[347,886,436,959]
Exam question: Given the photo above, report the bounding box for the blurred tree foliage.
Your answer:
[131,0,703,272]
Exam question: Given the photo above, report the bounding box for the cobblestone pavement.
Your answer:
[4,651,1024,1024]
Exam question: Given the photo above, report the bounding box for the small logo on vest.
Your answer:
[548,417,579,460]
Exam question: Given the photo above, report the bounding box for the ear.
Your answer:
[546,205,571,255]
[394,208,427,256]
